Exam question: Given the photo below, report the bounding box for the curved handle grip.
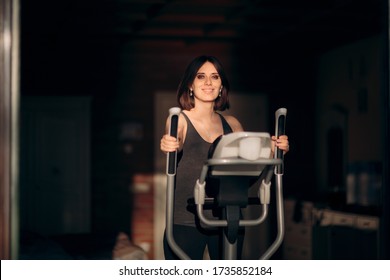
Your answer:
[167,107,181,175]
[274,108,287,174]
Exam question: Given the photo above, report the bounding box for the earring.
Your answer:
[189,89,193,97]
[219,86,222,97]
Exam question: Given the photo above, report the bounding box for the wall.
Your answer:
[18,38,318,259]
[20,22,322,258]
[316,35,383,196]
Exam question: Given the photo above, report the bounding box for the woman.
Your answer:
[160,55,289,260]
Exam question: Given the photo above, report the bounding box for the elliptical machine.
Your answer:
[165,107,287,260]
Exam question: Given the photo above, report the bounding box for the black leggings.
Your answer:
[163,224,244,260]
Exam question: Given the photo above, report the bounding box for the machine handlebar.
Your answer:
[274,108,287,174]
[167,107,181,175]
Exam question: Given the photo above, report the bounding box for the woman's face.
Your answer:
[190,61,222,103]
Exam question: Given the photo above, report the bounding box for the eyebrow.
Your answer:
[196,72,219,75]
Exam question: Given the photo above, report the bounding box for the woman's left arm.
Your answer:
[224,115,244,132]
[271,135,289,155]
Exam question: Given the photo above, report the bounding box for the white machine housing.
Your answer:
[208,132,272,177]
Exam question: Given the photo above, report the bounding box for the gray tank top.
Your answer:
[174,112,233,226]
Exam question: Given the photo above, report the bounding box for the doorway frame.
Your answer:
[0,0,20,259]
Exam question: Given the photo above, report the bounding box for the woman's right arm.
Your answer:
[160,114,185,153]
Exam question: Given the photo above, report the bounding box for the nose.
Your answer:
[205,76,212,85]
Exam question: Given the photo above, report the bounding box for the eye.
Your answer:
[211,74,220,80]
[196,74,205,79]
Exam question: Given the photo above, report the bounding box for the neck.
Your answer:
[190,103,215,121]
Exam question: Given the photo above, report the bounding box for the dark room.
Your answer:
[1,0,389,268]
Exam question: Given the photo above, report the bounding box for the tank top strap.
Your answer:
[181,111,202,141]
[181,111,191,124]
[216,113,233,134]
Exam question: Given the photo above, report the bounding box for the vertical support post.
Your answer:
[261,108,287,259]
[165,107,190,260]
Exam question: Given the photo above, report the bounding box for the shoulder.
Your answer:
[179,111,189,126]
[223,115,243,132]
[164,111,188,133]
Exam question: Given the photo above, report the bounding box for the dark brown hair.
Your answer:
[177,55,230,111]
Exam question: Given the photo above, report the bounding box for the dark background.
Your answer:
[16,0,389,259]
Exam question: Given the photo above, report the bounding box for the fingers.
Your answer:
[160,134,179,153]
[271,135,289,153]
